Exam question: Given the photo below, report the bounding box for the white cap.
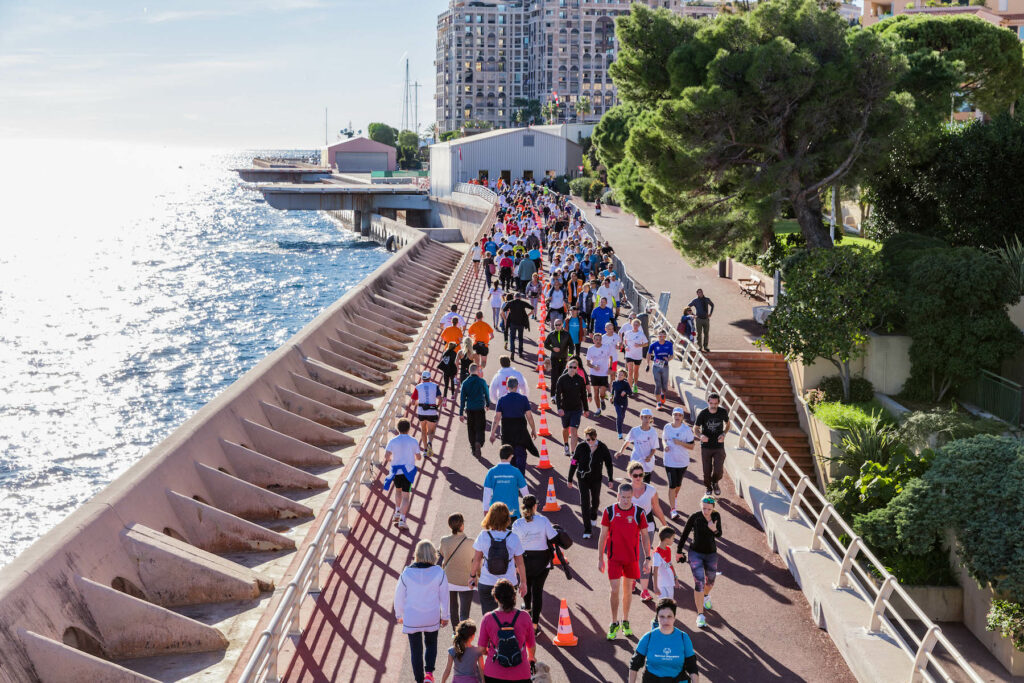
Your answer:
[672,407,686,415]
[640,408,653,417]
[421,370,431,378]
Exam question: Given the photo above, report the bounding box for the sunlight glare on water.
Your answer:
[0,139,389,568]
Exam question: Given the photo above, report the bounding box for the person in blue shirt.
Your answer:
[629,598,699,682]
[565,307,583,349]
[648,330,675,407]
[591,298,615,338]
[482,445,529,519]
[489,377,538,472]
[484,237,498,255]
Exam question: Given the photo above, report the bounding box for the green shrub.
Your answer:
[812,400,892,432]
[870,435,1024,603]
[568,176,606,202]
[804,388,826,409]
[600,188,619,207]
[836,412,900,470]
[550,175,571,194]
[818,375,874,403]
[987,600,1024,651]
[897,408,1006,452]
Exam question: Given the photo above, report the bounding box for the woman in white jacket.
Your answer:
[395,540,451,683]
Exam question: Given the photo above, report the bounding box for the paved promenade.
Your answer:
[577,203,764,352]
[280,229,854,682]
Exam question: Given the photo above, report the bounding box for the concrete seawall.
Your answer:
[0,202,493,682]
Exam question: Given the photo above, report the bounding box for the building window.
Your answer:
[523,135,535,147]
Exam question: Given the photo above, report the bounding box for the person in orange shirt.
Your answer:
[440,322,463,347]
[467,311,494,369]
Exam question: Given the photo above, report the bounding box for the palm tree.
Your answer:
[574,96,591,122]
[542,101,558,124]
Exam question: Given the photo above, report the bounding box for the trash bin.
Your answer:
[718,259,728,278]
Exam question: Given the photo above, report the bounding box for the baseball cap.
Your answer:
[421,370,431,378]
[640,408,653,417]
[672,407,686,415]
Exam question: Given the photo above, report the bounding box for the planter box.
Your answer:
[802,401,852,486]
[895,585,964,623]
[957,548,1024,675]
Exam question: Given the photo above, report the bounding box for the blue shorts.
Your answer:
[561,409,582,429]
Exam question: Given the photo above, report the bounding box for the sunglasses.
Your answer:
[586,437,597,442]
[631,473,644,479]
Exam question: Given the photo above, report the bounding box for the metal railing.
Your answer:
[454,182,498,202]
[565,199,983,683]
[960,369,1022,426]
[238,206,495,682]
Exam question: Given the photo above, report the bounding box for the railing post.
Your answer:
[751,432,770,470]
[768,451,787,492]
[288,592,302,637]
[266,641,280,683]
[787,475,810,520]
[836,537,862,589]
[810,503,834,551]
[738,413,754,446]
[910,624,941,682]
[689,354,702,382]
[324,516,338,563]
[869,576,897,633]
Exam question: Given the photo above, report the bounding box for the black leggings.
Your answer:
[407,630,438,683]
[441,372,456,397]
[523,564,550,625]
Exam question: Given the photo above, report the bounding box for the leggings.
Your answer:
[407,630,439,683]
[449,590,473,627]
[651,362,669,397]
[441,372,456,397]
[614,403,627,435]
[688,551,719,592]
[522,554,550,624]
[492,306,501,328]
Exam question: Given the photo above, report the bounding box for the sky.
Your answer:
[0,0,448,148]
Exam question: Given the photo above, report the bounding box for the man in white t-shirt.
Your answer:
[662,407,696,519]
[382,419,422,530]
[585,333,614,415]
[617,408,660,483]
[621,317,649,395]
[439,304,464,331]
[489,355,529,404]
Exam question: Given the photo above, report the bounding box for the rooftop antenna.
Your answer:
[412,81,421,134]
[401,58,412,132]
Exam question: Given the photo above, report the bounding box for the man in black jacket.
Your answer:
[501,293,533,361]
[567,426,615,538]
[554,358,590,455]
[543,318,575,385]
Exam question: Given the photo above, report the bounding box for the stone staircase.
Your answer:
[709,351,815,478]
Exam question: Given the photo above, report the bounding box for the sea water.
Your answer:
[0,140,389,568]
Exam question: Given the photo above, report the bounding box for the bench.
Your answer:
[738,275,767,300]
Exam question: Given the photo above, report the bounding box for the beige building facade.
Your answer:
[434,0,711,134]
[863,0,1024,35]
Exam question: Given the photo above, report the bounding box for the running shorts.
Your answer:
[665,466,688,489]
[560,409,582,429]
[626,358,643,366]
[392,475,412,492]
[590,375,609,388]
[607,557,641,581]
[473,341,489,356]
[417,414,439,423]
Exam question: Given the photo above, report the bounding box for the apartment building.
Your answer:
[434,0,706,134]
[863,0,1024,36]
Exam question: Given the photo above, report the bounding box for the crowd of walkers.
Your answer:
[390,179,728,682]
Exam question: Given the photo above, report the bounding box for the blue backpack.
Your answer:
[490,611,523,668]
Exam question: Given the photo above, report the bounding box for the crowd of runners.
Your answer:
[389,179,727,683]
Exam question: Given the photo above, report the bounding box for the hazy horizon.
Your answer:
[0,0,448,149]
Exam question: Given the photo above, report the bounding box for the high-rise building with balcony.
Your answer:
[434,0,709,134]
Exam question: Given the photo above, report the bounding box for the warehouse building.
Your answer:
[320,137,397,173]
[429,127,582,196]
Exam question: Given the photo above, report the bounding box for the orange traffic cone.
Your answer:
[537,440,553,469]
[552,599,578,646]
[537,376,548,391]
[552,549,562,566]
[538,413,551,436]
[542,476,560,511]
[539,392,550,411]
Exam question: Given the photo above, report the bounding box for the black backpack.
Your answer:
[486,532,511,576]
[491,611,523,668]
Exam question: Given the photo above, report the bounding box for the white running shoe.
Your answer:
[696,614,707,628]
